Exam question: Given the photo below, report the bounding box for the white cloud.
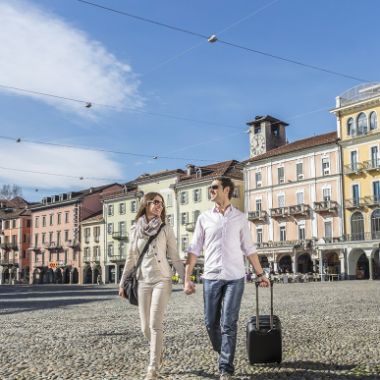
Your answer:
[0,142,124,189]
[0,1,143,117]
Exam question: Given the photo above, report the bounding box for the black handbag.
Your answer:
[123,223,165,306]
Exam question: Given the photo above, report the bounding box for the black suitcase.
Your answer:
[246,279,282,364]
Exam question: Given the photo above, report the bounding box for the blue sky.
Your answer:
[0,0,378,201]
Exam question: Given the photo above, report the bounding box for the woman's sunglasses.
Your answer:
[148,199,164,207]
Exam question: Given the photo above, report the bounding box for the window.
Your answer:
[84,227,91,242]
[296,162,303,180]
[180,191,188,205]
[272,125,280,137]
[371,146,379,168]
[57,213,61,225]
[298,224,305,240]
[107,205,114,216]
[347,117,354,136]
[280,226,286,241]
[255,172,262,188]
[166,214,174,226]
[193,189,201,202]
[278,194,285,207]
[35,217,39,228]
[351,212,364,240]
[119,242,126,257]
[119,221,126,233]
[256,228,263,244]
[371,209,380,240]
[232,187,239,198]
[322,157,330,176]
[181,235,189,252]
[94,227,100,241]
[107,243,113,257]
[254,126,261,134]
[64,230,69,242]
[373,181,380,202]
[323,188,331,202]
[49,232,53,245]
[130,200,137,213]
[370,112,377,131]
[107,223,113,234]
[324,221,332,239]
[181,212,188,225]
[119,202,126,215]
[56,231,61,246]
[42,216,46,227]
[357,112,367,135]
[27,220,31,228]
[34,233,38,247]
[65,212,69,223]
[352,184,360,205]
[296,192,304,205]
[350,151,358,171]
[193,210,200,223]
[12,220,16,228]
[49,214,54,226]
[42,233,46,244]
[278,167,285,184]
[166,194,173,207]
[256,199,262,211]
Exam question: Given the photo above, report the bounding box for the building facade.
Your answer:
[331,83,380,279]
[245,115,344,277]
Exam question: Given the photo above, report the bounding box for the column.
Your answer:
[339,251,345,279]
[318,248,324,281]
[368,253,374,281]
[115,264,119,284]
[292,255,297,273]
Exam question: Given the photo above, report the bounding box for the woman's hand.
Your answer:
[118,287,126,298]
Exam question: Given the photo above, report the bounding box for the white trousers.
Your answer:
[138,279,172,369]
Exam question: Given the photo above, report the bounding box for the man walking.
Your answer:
[184,176,270,380]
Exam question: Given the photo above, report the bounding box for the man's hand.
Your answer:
[118,287,126,298]
[258,275,270,287]
[184,280,196,295]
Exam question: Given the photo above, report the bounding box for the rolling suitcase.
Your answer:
[246,279,282,364]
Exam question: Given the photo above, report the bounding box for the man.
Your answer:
[184,176,270,380]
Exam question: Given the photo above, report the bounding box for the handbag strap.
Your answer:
[132,223,166,273]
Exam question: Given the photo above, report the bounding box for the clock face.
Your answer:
[250,134,266,157]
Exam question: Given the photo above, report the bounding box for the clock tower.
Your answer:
[247,115,288,158]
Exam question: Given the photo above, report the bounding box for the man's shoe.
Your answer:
[220,372,233,380]
[158,347,165,370]
[144,367,158,380]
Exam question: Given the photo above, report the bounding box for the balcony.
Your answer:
[185,222,196,232]
[270,207,289,219]
[83,255,91,263]
[0,243,12,251]
[112,231,129,241]
[344,163,365,176]
[363,159,380,174]
[314,200,339,214]
[365,196,380,208]
[288,204,311,217]
[92,254,101,262]
[342,232,377,242]
[108,254,126,262]
[47,243,63,252]
[68,239,80,248]
[248,210,268,223]
[345,198,367,210]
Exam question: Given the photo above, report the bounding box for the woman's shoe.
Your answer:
[144,367,158,380]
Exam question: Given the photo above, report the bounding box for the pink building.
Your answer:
[245,116,345,277]
[29,184,122,284]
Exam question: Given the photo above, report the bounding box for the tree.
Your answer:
[0,184,23,200]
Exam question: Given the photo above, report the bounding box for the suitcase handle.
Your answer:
[255,278,274,330]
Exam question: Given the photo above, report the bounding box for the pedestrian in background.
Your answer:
[119,192,185,380]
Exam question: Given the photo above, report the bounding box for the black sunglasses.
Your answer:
[209,185,220,190]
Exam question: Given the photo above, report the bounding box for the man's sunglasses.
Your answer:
[209,185,220,190]
[148,200,164,207]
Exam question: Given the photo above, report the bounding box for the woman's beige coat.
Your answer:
[119,224,185,286]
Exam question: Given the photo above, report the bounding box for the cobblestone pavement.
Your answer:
[0,281,379,380]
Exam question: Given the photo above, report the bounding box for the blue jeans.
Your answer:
[203,277,245,374]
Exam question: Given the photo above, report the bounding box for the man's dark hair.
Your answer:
[214,176,235,199]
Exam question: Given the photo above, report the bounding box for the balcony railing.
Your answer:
[270,207,289,219]
[288,204,311,217]
[185,222,196,232]
[365,196,380,208]
[341,232,379,241]
[256,239,313,249]
[112,231,129,241]
[314,200,339,214]
[248,210,268,223]
[47,243,63,252]
[345,198,368,210]
[363,159,380,173]
[108,253,127,261]
[68,239,80,248]
[344,163,365,176]
[0,243,12,250]
[92,254,101,262]
[83,255,91,262]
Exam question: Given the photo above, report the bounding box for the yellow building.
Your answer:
[331,83,380,280]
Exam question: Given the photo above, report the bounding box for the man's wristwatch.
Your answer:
[256,272,265,278]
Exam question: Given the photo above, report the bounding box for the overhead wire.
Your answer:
[76,0,370,83]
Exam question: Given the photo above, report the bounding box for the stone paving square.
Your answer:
[0,281,379,380]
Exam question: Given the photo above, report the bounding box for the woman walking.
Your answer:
[119,192,185,380]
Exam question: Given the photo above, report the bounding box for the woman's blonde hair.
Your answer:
[135,192,166,222]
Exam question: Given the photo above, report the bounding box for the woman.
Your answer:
[119,192,185,380]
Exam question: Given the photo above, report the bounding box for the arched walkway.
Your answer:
[278,255,292,273]
[84,266,92,284]
[324,251,341,275]
[71,268,79,284]
[259,255,270,269]
[371,249,380,280]
[297,253,313,274]
[356,253,369,279]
